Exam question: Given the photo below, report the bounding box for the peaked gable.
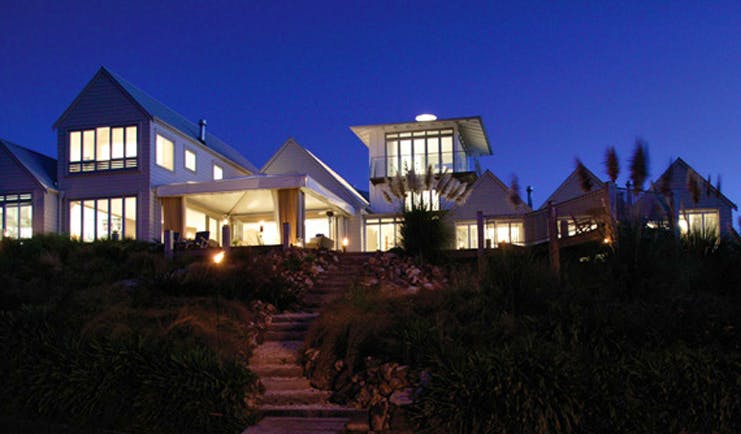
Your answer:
[0,138,57,191]
[262,138,368,208]
[540,165,605,209]
[54,67,258,174]
[654,158,737,210]
[448,170,531,220]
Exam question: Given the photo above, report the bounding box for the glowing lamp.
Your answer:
[415,113,437,122]
[342,237,349,252]
[212,251,225,264]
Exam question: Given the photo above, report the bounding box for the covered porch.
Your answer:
[157,174,355,249]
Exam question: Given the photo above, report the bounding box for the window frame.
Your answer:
[67,125,138,173]
[184,148,197,173]
[155,133,176,171]
[0,193,33,239]
[68,195,137,241]
[212,163,224,180]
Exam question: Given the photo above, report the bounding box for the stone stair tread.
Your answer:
[264,330,307,341]
[271,312,320,322]
[268,322,310,331]
[261,377,312,390]
[251,364,303,377]
[260,404,367,418]
[244,417,350,434]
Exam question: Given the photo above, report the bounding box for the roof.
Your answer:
[539,164,605,209]
[655,157,737,210]
[55,67,259,174]
[448,169,533,214]
[261,138,369,207]
[350,116,492,156]
[0,138,58,191]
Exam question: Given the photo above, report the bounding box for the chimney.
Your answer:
[526,185,533,208]
[198,119,207,142]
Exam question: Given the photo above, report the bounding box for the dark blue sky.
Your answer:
[2,1,740,222]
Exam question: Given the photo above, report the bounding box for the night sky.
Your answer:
[2,1,739,223]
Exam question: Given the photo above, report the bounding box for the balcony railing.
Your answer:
[370,152,473,179]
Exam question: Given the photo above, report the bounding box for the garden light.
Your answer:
[212,250,225,264]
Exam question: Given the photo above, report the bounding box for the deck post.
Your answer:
[164,229,173,259]
[282,222,290,250]
[547,201,560,274]
[222,224,231,252]
[476,211,485,273]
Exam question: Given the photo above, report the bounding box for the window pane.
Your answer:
[69,131,81,162]
[456,225,469,249]
[427,137,440,172]
[0,207,3,239]
[379,222,397,251]
[112,128,124,159]
[156,135,174,170]
[213,164,223,180]
[185,149,197,171]
[400,139,412,174]
[125,126,137,158]
[82,200,95,242]
[441,136,453,170]
[413,138,426,173]
[5,205,18,239]
[96,199,109,239]
[110,198,123,237]
[82,130,95,161]
[704,212,719,235]
[70,201,82,240]
[688,213,703,233]
[19,204,32,238]
[124,197,136,239]
[96,127,110,161]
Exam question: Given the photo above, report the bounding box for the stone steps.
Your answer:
[246,254,372,433]
[261,389,333,406]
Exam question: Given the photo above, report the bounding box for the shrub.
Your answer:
[399,201,452,263]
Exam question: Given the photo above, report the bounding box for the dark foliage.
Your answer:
[399,201,452,263]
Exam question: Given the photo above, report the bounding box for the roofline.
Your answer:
[447,169,533,215]
[660,157,737,210]
[262,138,369,206]
[0,138,57,192]
[539,165,605,209]
[53,67,152,130]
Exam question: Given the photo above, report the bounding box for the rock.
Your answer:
[390,388,414,406]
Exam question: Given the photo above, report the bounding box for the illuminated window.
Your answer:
[384,129,457,177]
[455,220,523,249]
[68,125,137,172]
[678,209,719,236]
[184,149,197,172]
[156,134,175,170]
[69,196,136,241]
[0,194,33,239]
[365,217,401,251]
[404,190,440,211]
[455,222,479,249]
[213,164,223,180]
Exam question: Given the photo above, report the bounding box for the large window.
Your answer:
[156,134,175,170]
[405,190,440,211]
[455,220,524,249]
[184,149,197,172]
[679,209,719,236]
[385,129,457,176]
[365,217,401,251]
[0,194,33,239]
[69,196,136,241]
[68,126,137,172]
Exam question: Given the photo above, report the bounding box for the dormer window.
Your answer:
[68,126,137,173]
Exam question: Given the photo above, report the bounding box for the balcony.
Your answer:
[369,152,476,183]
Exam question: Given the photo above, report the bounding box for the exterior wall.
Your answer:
[0,146,53,236]
[42,190,59,233]
[346,212,364,252]
[365,121,464,213]
[541,171,604,209]
[447,172,528,222]
[661,162,736,236]
[56,73,152,240]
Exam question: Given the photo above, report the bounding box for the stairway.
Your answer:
[245,253,372,434]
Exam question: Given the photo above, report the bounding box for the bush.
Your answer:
[399,201,452,263]
[0,308,256,433]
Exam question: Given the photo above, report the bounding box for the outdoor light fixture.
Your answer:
[212,251,225,264]
[258,220,264,233]
[603,237,611,244]
[342,237,349,252]
[415,113,437,122]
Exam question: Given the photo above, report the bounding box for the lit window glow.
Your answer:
[156,134,175,170]
[185,149,197,171]
[68,126,137,172]
[213,164,223,180]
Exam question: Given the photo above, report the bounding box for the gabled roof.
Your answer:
[350,116,492,156]
[655,157,737,210]
[54,67,259,174]
[539,164,605,209]
[262,138,369,208]
[0,138,57,191]
[447,169,532,217]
